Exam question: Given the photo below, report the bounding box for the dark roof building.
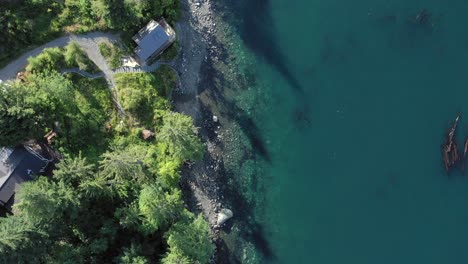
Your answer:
[133,18,176,65]
[0,146,51,210]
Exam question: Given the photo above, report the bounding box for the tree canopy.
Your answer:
[0,72,73,146]
[1,0,180,66]
[158,112,203,161]
[0,45,213,262]
[163,214,215,263]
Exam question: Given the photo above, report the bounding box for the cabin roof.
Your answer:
[0,146,50,206]
[133,19,175,64]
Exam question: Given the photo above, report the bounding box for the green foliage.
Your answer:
[0,215,48,264]
[114,202,141,230]
[15,177,80,224]
[158,112,203,161]
[164,214,214,264]
[0,50,213,262]
[99,145,148,183]
[138,185,184,234]
[0,70,112,158]
[98,145,151,198]
[53,154,109,199]
[153,65,178,97]
[115,73,171,125]
[161,251,192,264]
[54,153,95,185]
[98,41,123,69]
[26,47,64,73]
[64,42,98,72]
[0,72,73,146]
[145,143,182,188]
[24,44,97,74]
[160,41,179,61]
[0,0,180,67]
[0,81,44,146]
[45,243,86,264]
[59,76,113,158]
[116,244,149,264]
[0,64,113,151]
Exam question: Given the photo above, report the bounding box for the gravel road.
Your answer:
[0,32,120,82]
[0,32,126,115]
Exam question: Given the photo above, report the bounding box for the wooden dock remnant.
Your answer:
[443,115,460,173]
[463,137,468,172]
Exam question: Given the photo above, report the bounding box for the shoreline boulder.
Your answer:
[216,208,233,225]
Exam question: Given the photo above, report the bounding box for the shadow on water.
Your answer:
[213,0,304,96]
[195,52,275,261]
[215,0,315,130]
[194,0,317,260]
[215,160,277,263]
[199,55,272,163]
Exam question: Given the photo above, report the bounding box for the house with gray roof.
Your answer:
[133,18,176,65]
[0,145,51,212]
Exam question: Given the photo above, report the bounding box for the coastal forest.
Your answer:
[0,0,179,67]
[0,1,215,263]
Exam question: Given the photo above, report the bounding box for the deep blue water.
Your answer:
[212,0,468,263]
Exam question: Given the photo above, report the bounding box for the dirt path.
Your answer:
[61,68,104,79]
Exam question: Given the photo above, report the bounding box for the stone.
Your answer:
[216,208,233,225]
[212,115,218,122]
[142,129,155,140]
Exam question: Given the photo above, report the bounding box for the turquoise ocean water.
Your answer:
[210,0,468,263]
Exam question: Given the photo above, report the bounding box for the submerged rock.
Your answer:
[217,208,233,225]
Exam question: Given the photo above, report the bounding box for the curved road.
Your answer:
[0,32,120,82]
[0,31,180,115]
[0,32,127,115]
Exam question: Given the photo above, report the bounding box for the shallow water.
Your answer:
[212,0,468,263]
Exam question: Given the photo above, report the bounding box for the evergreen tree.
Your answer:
[158,112,203,161]
[99,145,150,198]
[0,215,48,263]
[0,73,74,146]
[99,145,149,183]
[14,177,79,227]
[54,154,109,198]
[138,184,184,234]
[116,243,149,264]
[164,214,214,264]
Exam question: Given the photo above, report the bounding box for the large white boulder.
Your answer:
[216,208,233,225]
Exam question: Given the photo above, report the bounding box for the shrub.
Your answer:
[26,47,64,73]
[160,41,179,61]
[64,42,98,72]
[153,65,178,97]
[114,73,170,126]
[98,41,123,69]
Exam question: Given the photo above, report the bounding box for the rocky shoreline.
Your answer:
[172,0,234,261]
[172,0,269,262]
